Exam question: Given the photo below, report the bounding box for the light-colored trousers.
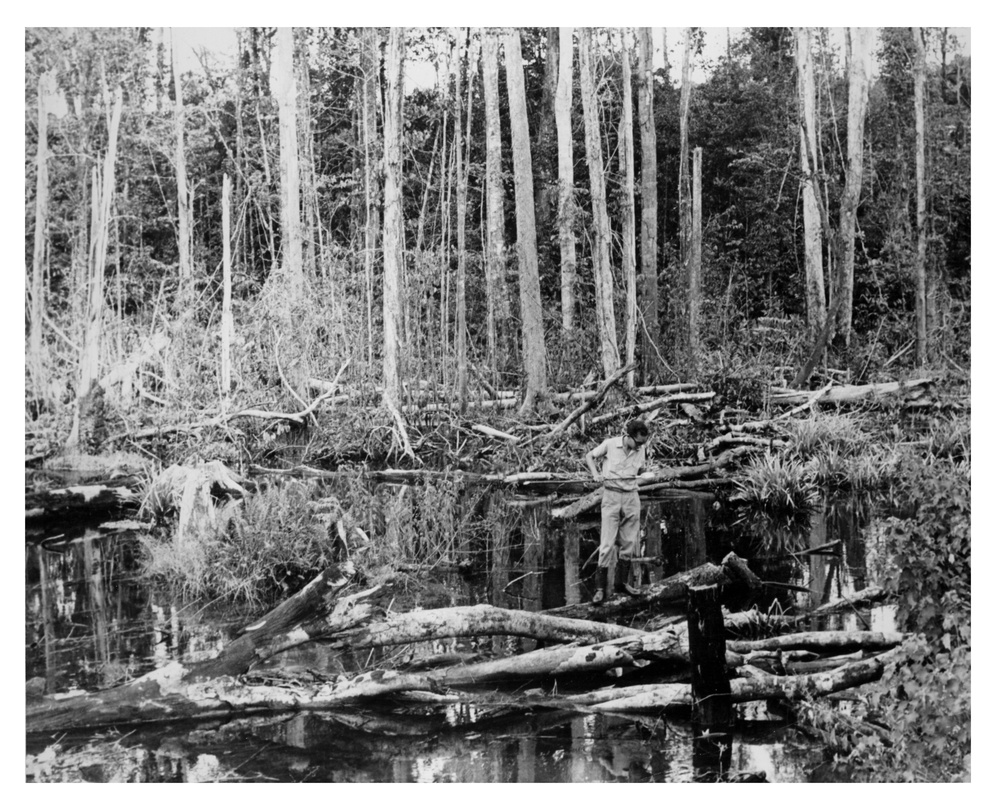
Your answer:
[598,487,641,568]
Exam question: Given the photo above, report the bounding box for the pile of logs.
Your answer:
[26,553,902,737]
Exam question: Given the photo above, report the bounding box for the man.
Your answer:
[584,419,651,603]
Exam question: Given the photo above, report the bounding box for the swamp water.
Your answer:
[25,489,892,783]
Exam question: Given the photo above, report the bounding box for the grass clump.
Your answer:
[141,479,338,609]
[732,452,820,513]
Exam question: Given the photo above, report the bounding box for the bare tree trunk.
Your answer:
[221,175,233,400]
[533,27,560,263]
[579,28,620,380]
[620,30,637,389]
[382,27,406,410]
[29,71,53,400]
[68,87,123,452]
[690,146,702,359]
[795,27,826,342]
[361,27,382,375]
[556,26,577,334]
[481,30,511,376]
[835,27,874,346]
[637,28,660,383]
[677,27,694,359]
[171,29,192,297]
[913,26,928,366]
[455,30,477,413]
[296,30,320,280]
[503,29,548,414]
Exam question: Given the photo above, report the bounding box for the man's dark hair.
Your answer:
[625,420,649,440]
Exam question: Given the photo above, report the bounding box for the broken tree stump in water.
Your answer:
[687,584,733,729]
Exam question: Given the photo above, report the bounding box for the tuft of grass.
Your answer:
[732,452,820,513]
[140,479,337,609]
[783,413,866,458]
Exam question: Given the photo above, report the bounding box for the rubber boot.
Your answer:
[605,561,617,601]
[623,560,643,596]
[592,566,609,604]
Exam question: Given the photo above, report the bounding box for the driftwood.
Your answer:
[25,478,141,523]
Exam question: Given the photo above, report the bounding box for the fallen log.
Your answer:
[589,655,887,713]
[552,446,753,520]
[810,586,889,614]
[323,604,645,651]
[726,630,904,655]
[544,552,760,621]
[523,363,635,445]
[589,391,716,428]
[770,378,933,406]
[26,478,142,523]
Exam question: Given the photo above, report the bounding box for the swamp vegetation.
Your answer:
[25,26,970,783]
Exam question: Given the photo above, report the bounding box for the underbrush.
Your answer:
[140,475,510,609]
[802,450,971,782]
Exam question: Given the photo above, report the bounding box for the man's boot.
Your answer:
[592,566,610,604]
[623,559,643,596]
[605,561,617,601]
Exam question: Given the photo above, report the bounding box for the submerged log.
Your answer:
[25,479,141,522]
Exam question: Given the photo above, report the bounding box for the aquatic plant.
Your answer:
[803,451,971,782]
[783,413,867,458]
[731,452,820,513]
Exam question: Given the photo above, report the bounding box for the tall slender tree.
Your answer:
[579,27,620,380]
[835,26,874,345]
[795,27,826,341]
[481,29,512,376]
[503,29,548,413]
[637,28,659,381]
[555,26,577,334]
[29,71,53,397]
[620,29,637,388]
[382,27,406,410]
[913,26,928,366]
[360,27,382,373]
[171,29,192,296]
[677,27,694,357]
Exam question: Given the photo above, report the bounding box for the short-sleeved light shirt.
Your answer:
[590,436,647,492]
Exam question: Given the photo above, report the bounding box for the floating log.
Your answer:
[25,478,142,523]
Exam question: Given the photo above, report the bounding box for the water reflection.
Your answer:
[25,487,890,782]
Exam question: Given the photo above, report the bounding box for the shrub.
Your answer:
[731,452,820,513]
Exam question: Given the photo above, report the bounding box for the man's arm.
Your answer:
[585,440,609,483]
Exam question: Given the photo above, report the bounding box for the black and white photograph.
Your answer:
[23,18,975,784]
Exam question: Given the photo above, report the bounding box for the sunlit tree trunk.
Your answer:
[835,27,874,345]
[690,146,703,360]
[296,30,320,280]
[503,29,548,413]
[620,29,637,389]
[454,30,477,413]
[579,28,620,380]
[382,27,406,410]
[68,87,123,452]
[171,29,192,297]
[29,71,53,400]
[795,27,826,342]
[276,27,302,291]
[913,25,928,366]
[481,29,511,377]
[556,26,577,334]
[677,27,694,358]
[361,27,382,375]
[637,28,660,382]
[221,174,233,402]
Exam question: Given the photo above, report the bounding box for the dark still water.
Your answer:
[25,490,893,783]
